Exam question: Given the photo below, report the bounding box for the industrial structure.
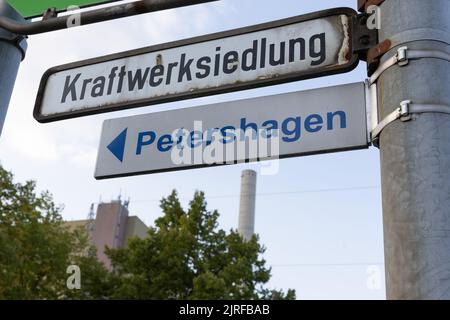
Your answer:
[238,170,257,241]
[65,199,148,268]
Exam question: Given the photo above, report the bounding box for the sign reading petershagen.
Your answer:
[94,82,368,179]
[34,8,358,123]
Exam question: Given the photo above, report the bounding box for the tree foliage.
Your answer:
[107,190,295,300]
[0,165,110,299]
[0,165,294,299]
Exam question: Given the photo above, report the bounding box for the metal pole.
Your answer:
[0,1,27,137]
[0,0,219,35]
[238,170,257,241]
[377,0,450,299]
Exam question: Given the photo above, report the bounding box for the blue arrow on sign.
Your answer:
[107,128,127,162]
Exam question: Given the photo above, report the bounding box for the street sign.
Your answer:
[34,7,359,123]
[94,82,368,179]
[7,0,121,19]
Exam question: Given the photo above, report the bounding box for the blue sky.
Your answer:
[0,0,385,299]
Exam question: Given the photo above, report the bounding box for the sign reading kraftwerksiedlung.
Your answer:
[34,8,358,123]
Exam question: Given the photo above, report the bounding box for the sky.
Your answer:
[0,0,385,299]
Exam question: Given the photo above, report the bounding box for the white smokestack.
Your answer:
[238,169,257,241]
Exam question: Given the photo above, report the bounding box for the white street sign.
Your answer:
[94,82,369,179]
[34,8,358,123]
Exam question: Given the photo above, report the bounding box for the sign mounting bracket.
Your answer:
[351,13,379,61]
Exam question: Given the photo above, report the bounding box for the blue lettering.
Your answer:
[157,134,173,152]
[189,131,203,148]
[261,119,278,138]
[220,126,236,144]
[136,131,156,155]
[135,110,346,155]
[174,128,186,149]
[327,111,347,130]
[240,117,257,140]
[305,114,323,133]
[281,117,301,142]
[205,128,219,146]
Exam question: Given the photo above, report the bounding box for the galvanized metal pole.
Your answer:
[377,0,450,299]
[0,1,26,137]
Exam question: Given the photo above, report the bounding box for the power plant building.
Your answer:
[65,200,148,268]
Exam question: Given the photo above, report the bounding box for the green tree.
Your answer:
[0,164,295,300]
[63,226,117,299]
[0,164,110,299]
[106,190,295,300]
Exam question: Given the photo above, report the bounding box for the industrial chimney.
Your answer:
[238,169,257,241]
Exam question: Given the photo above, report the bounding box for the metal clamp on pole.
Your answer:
[0,1,28,136]
[371,100,450,146]
[369,46,450,85]
[0,2,27,59]
[0,30,27,60]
